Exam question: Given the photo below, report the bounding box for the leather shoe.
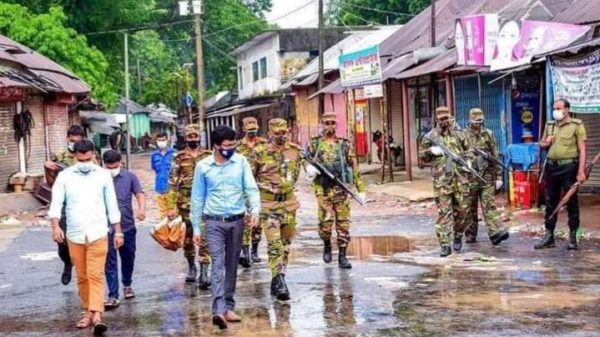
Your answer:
[440,246,451,257]
[212,315,228,330]
[61,263,72,285]
[534,232,555,249]
[490,230,509,246]
[224,310,241,322]
[239,245,251,268]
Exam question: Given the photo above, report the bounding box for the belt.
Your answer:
[261,191,293,202]
[203,213,245,222]
[548,158,577,166]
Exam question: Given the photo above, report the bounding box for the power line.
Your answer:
[341,2,416,18]
[202,38,237,63]
[84,19,195,36]
[339,8,374,25]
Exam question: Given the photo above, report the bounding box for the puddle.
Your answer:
[347,235,412,260]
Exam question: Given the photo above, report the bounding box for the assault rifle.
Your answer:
[473,148,511,172]
[427,138,487,184]
[301,151,364,205]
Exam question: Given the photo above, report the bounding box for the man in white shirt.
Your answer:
[49,140,122,335]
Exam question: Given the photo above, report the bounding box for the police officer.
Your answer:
[236,117,267,268]
[464,108,509,246]
[536,98,587,250]
[249,118,305,301]
[167,124,213,288]
[419,107,471,257]
[306,112,366,269]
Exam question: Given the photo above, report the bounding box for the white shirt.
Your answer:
[48,164,121,244]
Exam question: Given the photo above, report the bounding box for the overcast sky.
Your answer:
[265,0,327,28]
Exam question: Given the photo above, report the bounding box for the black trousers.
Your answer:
[544,162,580,232]
[57,209,71,267]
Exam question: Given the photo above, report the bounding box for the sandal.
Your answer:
[92,320,108,335]
[75,315,92,329]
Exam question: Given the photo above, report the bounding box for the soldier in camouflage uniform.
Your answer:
[464,108,509,246]
[44,125,87,286]
[249,118,304,301]
[306,112,366,269]
[167,124,212,288]
[236,117,267,268]
[419,107,472,257]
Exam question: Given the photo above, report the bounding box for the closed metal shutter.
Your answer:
[389,80,403,143]
[0,102,18,191]
[576,113,600,193]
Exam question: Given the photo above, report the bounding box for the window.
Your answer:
[260,57,267,79]
[252,61,259,82]
[238,66,243,90]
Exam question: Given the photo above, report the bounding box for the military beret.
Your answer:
[322,112,337,122]
[243,117,259,131]
[469,108,484,121]
[185,124,201,136]
[268,118,288,133]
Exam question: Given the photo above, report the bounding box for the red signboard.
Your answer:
[0,87,24,101]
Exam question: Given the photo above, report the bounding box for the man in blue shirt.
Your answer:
[191,125,260,330]
[102,150,146,309]
[151,132,174,216]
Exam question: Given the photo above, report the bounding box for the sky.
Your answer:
[265,0,326,28]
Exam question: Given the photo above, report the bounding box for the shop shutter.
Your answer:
[576,113,600,193]
[0,102,18,191]
[389,80,403,143]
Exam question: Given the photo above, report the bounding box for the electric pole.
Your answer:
[124,33,131,170]
[317,0,325,116]
[136,58,142,99]
[430,0,436,47]
[194,12,206,128]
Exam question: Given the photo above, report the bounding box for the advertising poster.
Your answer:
[339,45,382,88]
[455,14,498,66]
[511,84,540,143]
[550,49,600,113]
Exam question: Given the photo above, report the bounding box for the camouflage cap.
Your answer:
[243,117,259,131]
[185,124,201,136]
[322,112,337,122]
[469,108,484,121]
[268,118,288,133]
[435,106,451,118]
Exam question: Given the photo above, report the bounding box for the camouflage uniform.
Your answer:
[419,107,472,250]
[249,119,302,278]
[307,115,365,248]
[54,150,78,166]
[465,108,505,241]
[236,117,268,248]
[167,125,212,264]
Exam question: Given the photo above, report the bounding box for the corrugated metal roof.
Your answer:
[0,34,90,93]
[113,98,147,115]
[553,0,599,24]
[393,49,457,79]
[307,79,344,100]
[381,54,416,81]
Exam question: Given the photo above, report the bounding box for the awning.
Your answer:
[381,54,415,81]
[79,111,120,128]
[535,37,600,58]
[307,79,344,100]
[206,104,245,119]
[392,49,457,80]
[87,121,116,136]
[207,102,279,119]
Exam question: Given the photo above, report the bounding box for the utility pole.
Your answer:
[136,58,142,99]
[317,0,325,116]
[194,12,206,128]
[124,33,131,170]
[430,0,436,47]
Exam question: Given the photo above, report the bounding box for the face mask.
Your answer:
[273,135,287,146]
[157,140,168,149]
[67,142,75,152]
[77,162,93,174]
[324,127,336,135]
[108,168,120,178]
[187,140,200,149]
[218,147,235,159]
[553,109,566,121]
[247,131,258,138]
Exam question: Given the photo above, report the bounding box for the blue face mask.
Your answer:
[219,147,235,159]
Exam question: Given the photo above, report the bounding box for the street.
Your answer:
[1,154,600,337]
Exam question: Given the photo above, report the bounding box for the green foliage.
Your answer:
[329,0,430,25]
[0,3,114,105]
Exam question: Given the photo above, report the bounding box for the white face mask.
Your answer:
[77,162,93,174]
[67,142,75,152]
[109,168,120,178]
[157,140,168,149]
[553,109,566,121]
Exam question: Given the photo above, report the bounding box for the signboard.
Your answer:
[183,92,193,107]
[455,14,499,66]
[339,45,382,88]
[511,84,541,142]
[363,84,383,98]
[550,49,600,113]
[455,16,590,70]
[0,87,24,101]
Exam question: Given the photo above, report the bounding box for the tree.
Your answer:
[0,3,114,105]
[328,0,430,26]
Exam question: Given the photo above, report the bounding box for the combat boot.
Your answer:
[185,258,197,283]
[534,232,555,249]
[239,245,251,268]
[440,246,451,257]
[198,263,211,290]
[338,246,352,269]
[251,243,261,263]
[273,274,290,301]
[567,230,578,250]
[490,230,509,246]
[465,236,477,244]
[323,240,332,263]
[453,236,463,252]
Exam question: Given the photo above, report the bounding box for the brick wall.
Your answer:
[47,102,69,158]
[0,102,18,191]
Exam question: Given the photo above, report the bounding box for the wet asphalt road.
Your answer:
[2,155,600,336]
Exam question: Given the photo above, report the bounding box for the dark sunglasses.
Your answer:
[324,121,337,126]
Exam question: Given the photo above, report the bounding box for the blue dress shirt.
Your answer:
[190,153,260,235]
[151,148,174,194]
